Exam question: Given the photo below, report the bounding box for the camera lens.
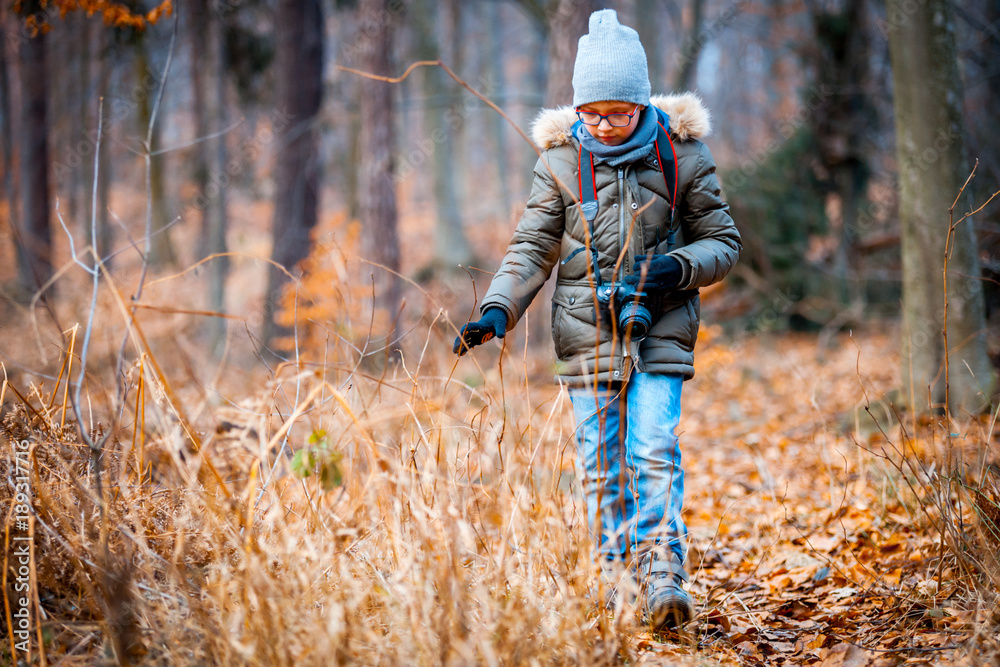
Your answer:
[619,302,652,341]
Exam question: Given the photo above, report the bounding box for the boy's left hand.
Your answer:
[632,254,682,290]
[453,308,508,356]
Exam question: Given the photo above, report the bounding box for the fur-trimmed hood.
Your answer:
[530,92,711,150]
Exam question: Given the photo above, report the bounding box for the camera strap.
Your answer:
[564,147,604,286]
[562,117,680,284]
[569,119,680,260]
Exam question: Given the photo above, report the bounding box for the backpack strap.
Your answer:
[578,144,599,224]
[654,120,680,250]
[564,121,680,269]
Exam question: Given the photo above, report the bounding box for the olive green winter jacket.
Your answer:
[480,93,741,386]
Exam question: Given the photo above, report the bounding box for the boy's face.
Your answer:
[578,100,645,146]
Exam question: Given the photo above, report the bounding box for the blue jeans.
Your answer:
[569,372,687,564]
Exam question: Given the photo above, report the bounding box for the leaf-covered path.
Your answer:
[636,327,998,666]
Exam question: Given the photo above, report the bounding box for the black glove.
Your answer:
[453,307,508,356]
[631,254,682,290]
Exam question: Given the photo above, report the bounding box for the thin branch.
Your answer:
[69,97,108,517]
[336,59,583,210]
[149,116,244,157]
[145,14,179,152]
[53,200,95,276]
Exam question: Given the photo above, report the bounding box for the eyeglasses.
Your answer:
[575,104,641,127]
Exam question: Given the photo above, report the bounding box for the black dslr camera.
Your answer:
[596,280,654,341]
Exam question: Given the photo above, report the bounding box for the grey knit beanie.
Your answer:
[572,9,651,108]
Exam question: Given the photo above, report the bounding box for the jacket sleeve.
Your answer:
[670,142,741,289]
[479,154,566,328]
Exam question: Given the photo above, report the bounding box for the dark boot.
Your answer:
[637,551,694,630]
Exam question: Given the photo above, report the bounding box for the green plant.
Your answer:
[291,429,344,491]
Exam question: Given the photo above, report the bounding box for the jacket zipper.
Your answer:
[617,167,628,378]
[618,166,647,377]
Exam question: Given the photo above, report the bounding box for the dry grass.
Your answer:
[0,279,667,666]
[1,242,999,665]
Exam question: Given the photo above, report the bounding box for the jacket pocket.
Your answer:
[551,288,599,359]
[551,301,565,355]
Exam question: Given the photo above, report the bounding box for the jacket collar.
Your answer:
[531,92,711,150]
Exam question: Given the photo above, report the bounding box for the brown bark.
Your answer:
[262,0,324,350]
[887,0,996,414]
[807,0,872,306]
[0,5,17,265]
[673,0,705,92]
[17,26,52,295]
[544,0,599,107]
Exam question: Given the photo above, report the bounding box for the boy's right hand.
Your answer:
[453,308,508,356]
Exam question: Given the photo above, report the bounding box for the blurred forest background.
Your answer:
[1,0,998,382]
[2,0,1000,664]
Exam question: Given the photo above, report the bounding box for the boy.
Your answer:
[454,9,740,630]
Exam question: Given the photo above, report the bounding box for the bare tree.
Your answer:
[95,21,113,266]
[544,0,600,106]
[261,0,325,350]
[16,14,52,296]
[186,0,211,252]
[358,0,402,346]
[805,0,875,306]
[135,28,177,267]
[887,0,996,414]
[673,0,706,92]
[0,4,18,266]
[205,0,231,356]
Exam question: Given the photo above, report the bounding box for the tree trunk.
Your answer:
[96,22,113,267]
[357,0,402,347]
[0,5,18,266]
[262,0,324,350]
[205,2,231,357]
[136,33,177,267]
[673,0,705,92]
[62,11,91,230]
[887,0,996,415]
[17,26,52,295]
[186,0,210,254]
[634,0,662,89]
[75,12,93,234]
[808,0,872,308]
[544,0,598,106]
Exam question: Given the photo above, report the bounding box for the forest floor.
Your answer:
[1,200,999,664]
[2,306,998,665]
[632,326,1000,665]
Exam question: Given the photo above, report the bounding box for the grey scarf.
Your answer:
[572,106,665,166]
